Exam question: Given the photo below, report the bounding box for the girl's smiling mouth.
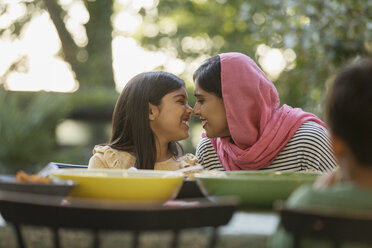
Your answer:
[182,117,190,127]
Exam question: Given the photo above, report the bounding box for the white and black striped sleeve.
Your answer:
[260,121,337,172]
[196,138,225,171]
[297,121,337,172]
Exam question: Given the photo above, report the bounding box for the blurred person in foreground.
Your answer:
[270,58,372,248]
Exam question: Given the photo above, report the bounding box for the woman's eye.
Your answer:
[196,99,204,104]
[178,100,186,104]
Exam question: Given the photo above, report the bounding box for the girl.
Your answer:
[88,71,197,170]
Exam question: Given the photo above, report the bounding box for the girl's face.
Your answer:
[193,81,230,138]
[150,87,192,143]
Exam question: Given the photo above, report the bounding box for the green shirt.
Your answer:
[269,183,372,248]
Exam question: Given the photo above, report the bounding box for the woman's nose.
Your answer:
[193,103,200,115]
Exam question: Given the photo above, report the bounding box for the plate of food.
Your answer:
[195,171,321,209]
[51,169,185,203]
[0,170,75,196]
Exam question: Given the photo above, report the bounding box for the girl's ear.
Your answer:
[149,103,159,121]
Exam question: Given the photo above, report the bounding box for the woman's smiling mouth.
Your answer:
[201,118,207,128]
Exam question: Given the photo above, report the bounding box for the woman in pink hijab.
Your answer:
[193,52,336,172]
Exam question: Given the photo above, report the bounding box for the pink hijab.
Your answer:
[209,52,326,170]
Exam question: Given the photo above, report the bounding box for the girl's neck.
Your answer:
[155,138,171,162]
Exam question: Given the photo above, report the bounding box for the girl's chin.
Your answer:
[182,133,190,139]
[180,132,189,140]
[172,133,189,142]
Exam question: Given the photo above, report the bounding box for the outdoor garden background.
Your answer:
[0,0,371,173]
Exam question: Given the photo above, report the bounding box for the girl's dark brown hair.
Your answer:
[193,55,222,98]
[109,71,185,169]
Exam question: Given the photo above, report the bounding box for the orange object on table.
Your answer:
[16,170,51,184]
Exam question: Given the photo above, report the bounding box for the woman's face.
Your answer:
[150,87,192,142]
[193,81,230,138]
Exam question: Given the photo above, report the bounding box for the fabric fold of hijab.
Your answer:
[209,52,327,171]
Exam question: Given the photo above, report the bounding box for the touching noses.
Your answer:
[193,103,200,115]
[186,104,193,114]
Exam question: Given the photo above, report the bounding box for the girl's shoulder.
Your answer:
[89,145,136,169]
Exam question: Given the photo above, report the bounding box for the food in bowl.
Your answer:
[51,169,184,202]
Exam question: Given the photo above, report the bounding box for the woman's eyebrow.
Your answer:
[173,94,186,99]
[194,93,203,98]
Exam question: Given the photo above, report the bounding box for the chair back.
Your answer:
[278,204,372,248]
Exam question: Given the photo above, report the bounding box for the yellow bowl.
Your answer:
[51,169,184,202]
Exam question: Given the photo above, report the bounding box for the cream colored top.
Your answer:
[88,145,198,171]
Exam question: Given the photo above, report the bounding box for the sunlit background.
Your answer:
[0,0,294,92]
[1,0,369,172]
[0,0,296,152]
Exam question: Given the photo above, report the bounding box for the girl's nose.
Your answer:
[186,104,193,113]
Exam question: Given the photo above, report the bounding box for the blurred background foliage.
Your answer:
[0,0,371,173]
[0,90,69,173]
[137,0,371,112]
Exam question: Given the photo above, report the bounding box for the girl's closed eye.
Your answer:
[196,99,204,104]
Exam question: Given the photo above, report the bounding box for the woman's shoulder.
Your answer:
[264,121,336,172]
[195,138,225,171]
[196,137,213,149]
[88,145,136,169]
[287,121,332,149]
[295,121,329,137]
[196,137,217,156]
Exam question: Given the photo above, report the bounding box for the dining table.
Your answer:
[0,190,280,248]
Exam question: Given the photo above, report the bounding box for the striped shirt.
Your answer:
[196,121,337,172]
